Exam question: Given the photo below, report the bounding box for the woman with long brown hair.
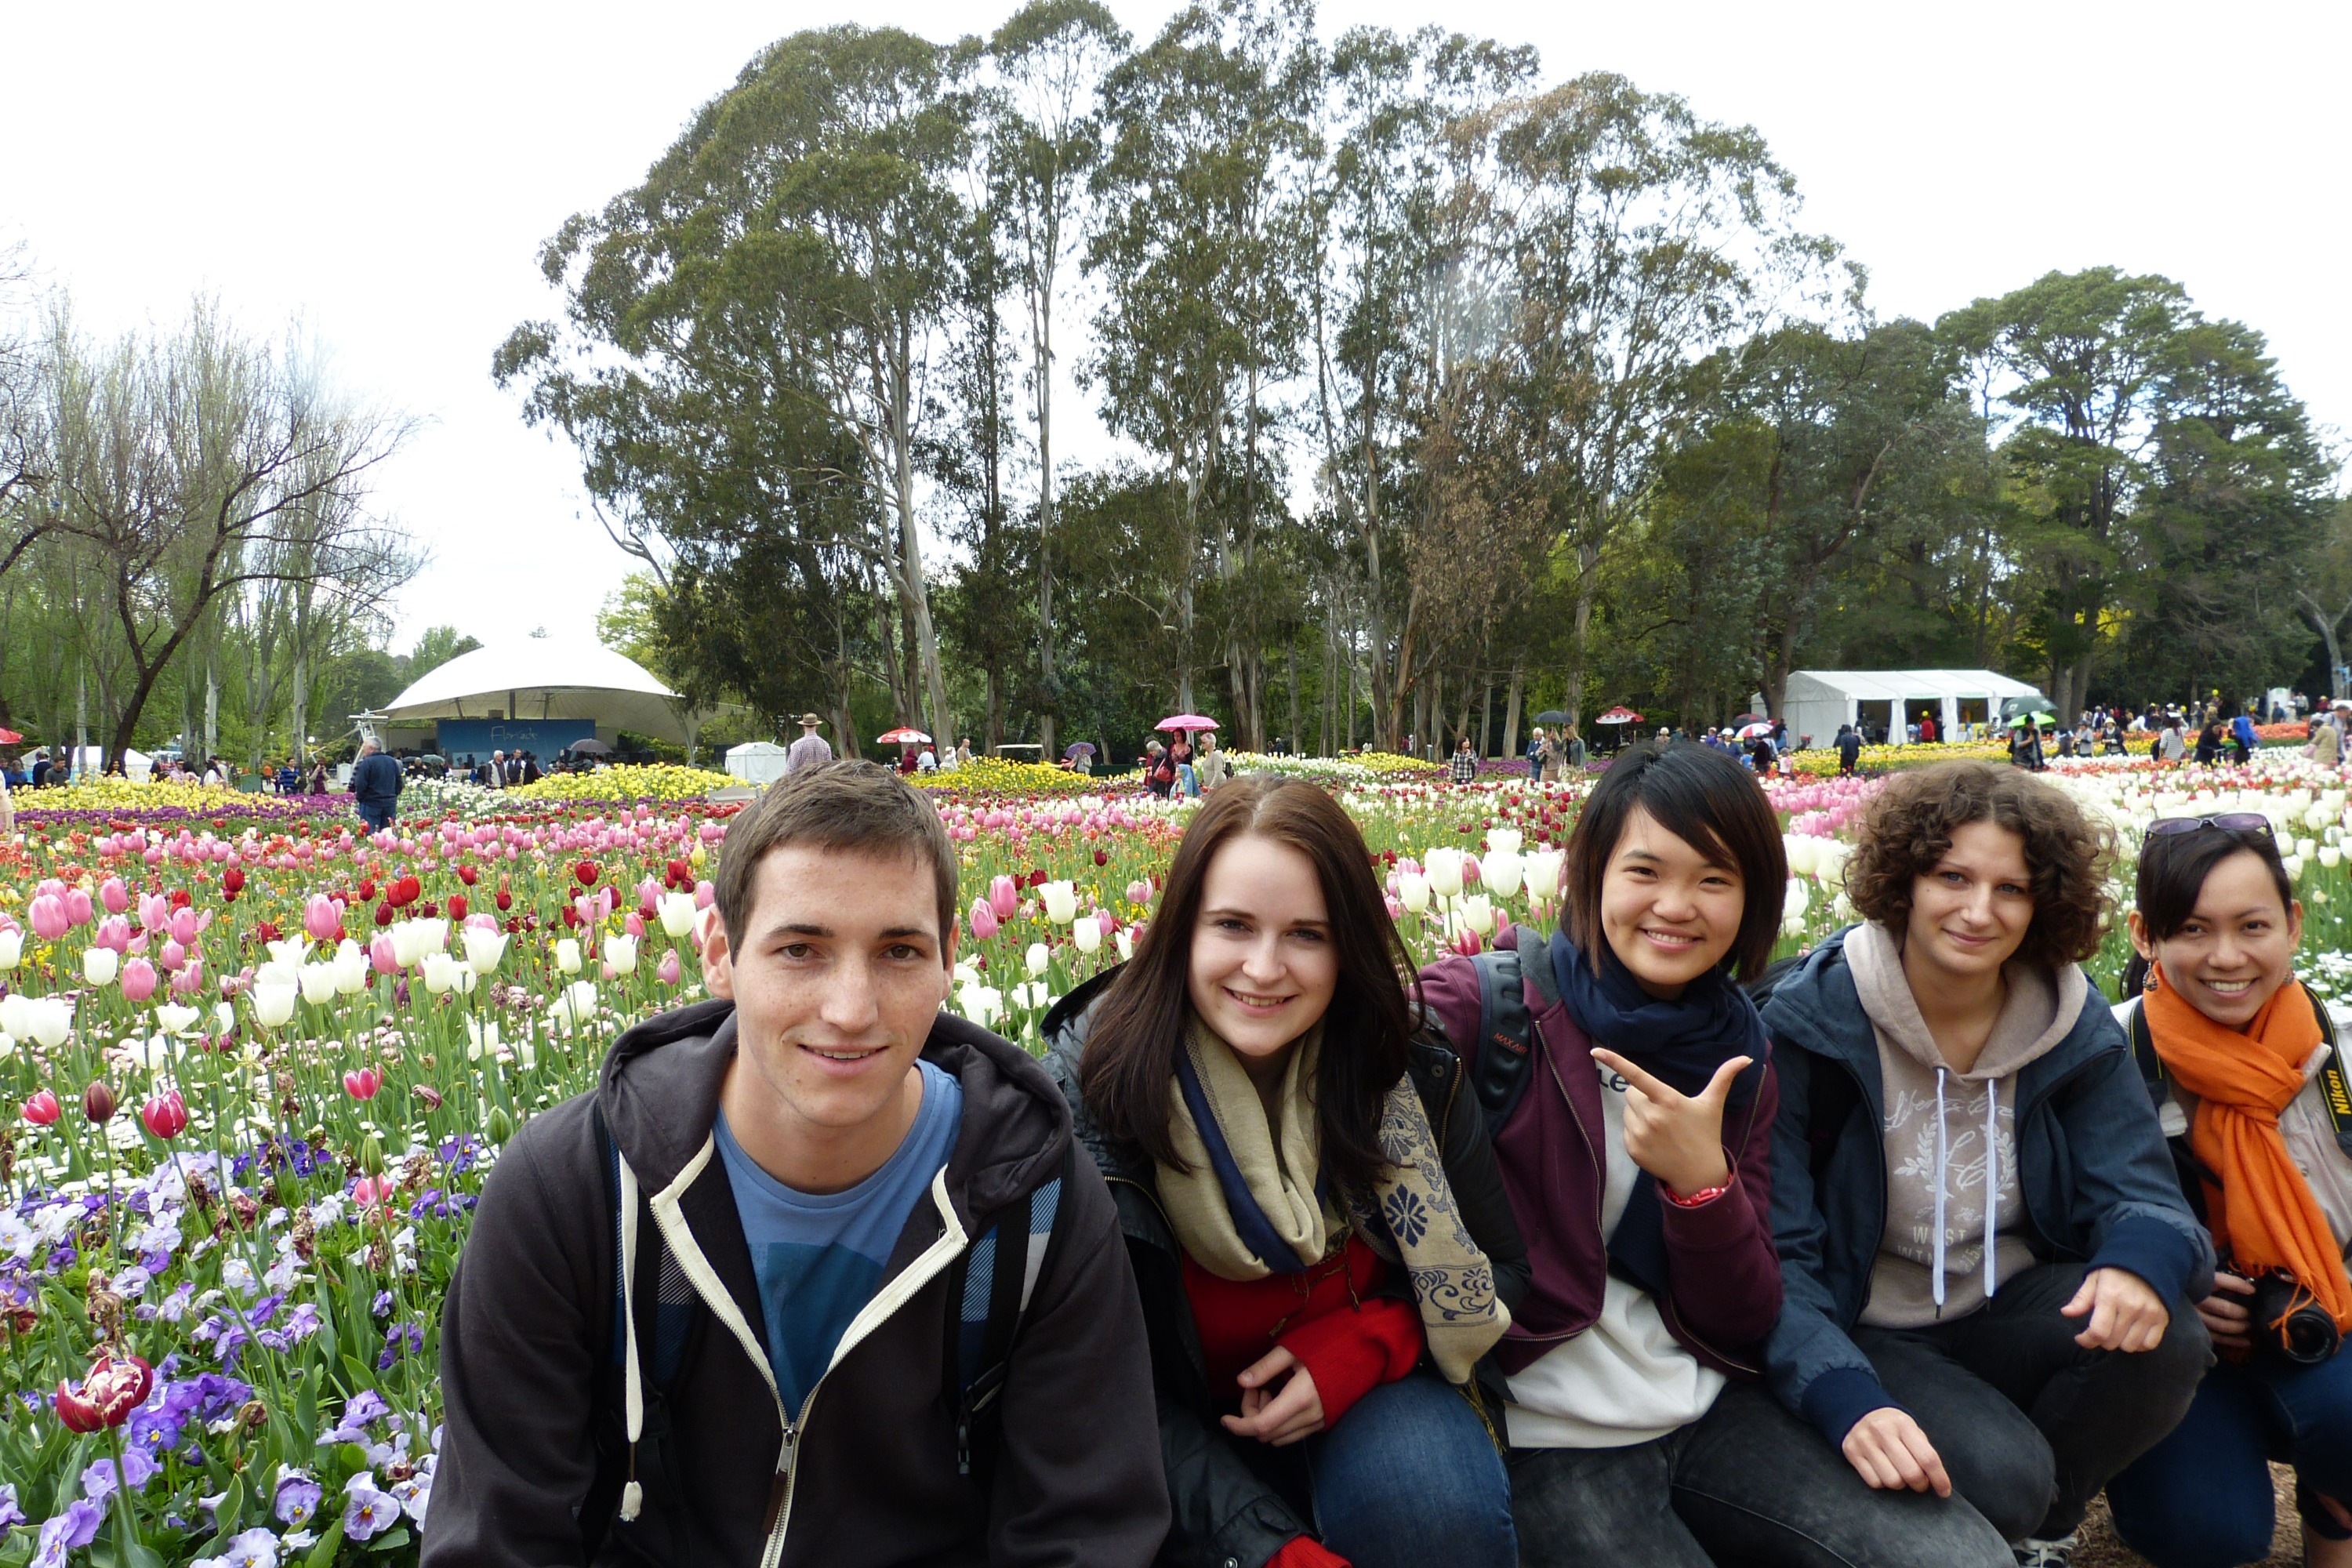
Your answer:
[1044,775,1525,1568]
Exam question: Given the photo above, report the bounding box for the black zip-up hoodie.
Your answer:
[425,998,1169,1568]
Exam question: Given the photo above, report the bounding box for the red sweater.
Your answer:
[1181,1236,1423,1428]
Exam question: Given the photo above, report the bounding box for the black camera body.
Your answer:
[2244,1269,2342,1366]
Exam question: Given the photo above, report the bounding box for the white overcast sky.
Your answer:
[4,1,2343,652]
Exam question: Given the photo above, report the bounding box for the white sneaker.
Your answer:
[2014,1535,2078,1568]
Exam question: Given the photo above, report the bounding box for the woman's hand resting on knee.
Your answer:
[2061,1267,2171,1352]
[1221,1346,1326,1446]
[1842,1407,1954,1497]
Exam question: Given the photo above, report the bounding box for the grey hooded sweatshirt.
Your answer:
[1846,921,2090,1326]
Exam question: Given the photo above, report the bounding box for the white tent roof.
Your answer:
[372,639,699,742]
[726,741,789,757]
[1787,669,2044,702]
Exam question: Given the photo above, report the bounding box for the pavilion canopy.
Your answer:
[1783,669,2045,746]
[369,639,702,744]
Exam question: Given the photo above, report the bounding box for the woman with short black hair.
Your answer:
[2105,818,2352,1568]
[1762,761,2213,1568]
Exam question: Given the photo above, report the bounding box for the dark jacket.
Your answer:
[351,750,402,808]
[427,999,1167,1568]
[1416,924,1784,1377]
[1759,927,2215,1448]
[1040,968,1526,1568]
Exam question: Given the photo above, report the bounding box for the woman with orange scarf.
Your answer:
[2108,815,2352,1568]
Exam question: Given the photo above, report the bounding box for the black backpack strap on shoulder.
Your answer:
[2302,982,2352,1160]
[1468,946,1533,1139]
[2129,996,2169,1112]
[949,1146,1069,1482]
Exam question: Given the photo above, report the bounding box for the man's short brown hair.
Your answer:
[1845,760,2116,968]
[713,760,959,954]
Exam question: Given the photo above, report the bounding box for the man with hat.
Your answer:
[785,713,833,777]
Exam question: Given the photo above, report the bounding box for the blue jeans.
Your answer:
[356,801,392,833]
[1301,1372,1515,1568]
[2108,1348,2352,1568]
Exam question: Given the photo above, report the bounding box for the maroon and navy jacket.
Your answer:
[1416,924,1784,1379]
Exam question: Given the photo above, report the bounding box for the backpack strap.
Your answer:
[2303,983,2352,1161]
[2129,994,2169,1112]
[948,1149,1068,1481]
[1468,946,1533,1140]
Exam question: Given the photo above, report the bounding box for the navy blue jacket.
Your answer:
[1759,926,2213,1448]
[351,751,402,808]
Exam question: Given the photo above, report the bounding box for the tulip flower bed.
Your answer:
[11,743,2352,1566]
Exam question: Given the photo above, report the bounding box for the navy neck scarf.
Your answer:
[1550,927,1769,1109]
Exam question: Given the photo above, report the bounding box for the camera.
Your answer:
[2245,1269,2342,1365]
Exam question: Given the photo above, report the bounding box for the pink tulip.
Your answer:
[170,961,204,996]
[658,949,683,985]
[694,880,716,910]
[351,1174,391,1209]
[120,957,158,1003]
[28,895,67,942]
[971,900,1000,941]
[168,907,199,946]
[138,892,169,931]
[158,938,187,973]
[1385,894,1404,920]
[624,912,646,939]
[303,895,343,943]
[989,875,1019,920]
[369,935,400,976]
[64,889,93,927]
[93,916,131,953]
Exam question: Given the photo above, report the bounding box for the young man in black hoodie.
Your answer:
[426,761,1167,1567]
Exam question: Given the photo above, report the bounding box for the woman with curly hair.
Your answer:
[1759,760,2213,1568]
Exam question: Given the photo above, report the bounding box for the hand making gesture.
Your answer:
[1588,1047,1749,1200]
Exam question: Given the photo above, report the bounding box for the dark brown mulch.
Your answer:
[2074,1467,2301,1568]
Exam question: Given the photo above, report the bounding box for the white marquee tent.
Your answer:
[1783,670,2047,747]
[725,741,790,786]
[368,639,704,746]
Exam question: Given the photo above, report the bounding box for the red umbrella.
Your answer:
[1156,713,1218,732]
[1593,706,1644,724]
[0,728,21,746]
[875,727,932,745]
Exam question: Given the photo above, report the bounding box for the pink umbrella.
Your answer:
[1156,713,1218,732]
[876,727,932,745]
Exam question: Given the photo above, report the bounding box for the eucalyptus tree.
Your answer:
[1939,267,2190,718]
[1087,0,1319,735]
[991,0,1126,757]
[1466,73,1829,728]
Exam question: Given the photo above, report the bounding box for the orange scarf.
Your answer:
[2144,967,2352,1331]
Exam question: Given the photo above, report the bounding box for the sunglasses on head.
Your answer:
[2145,812,2275,840]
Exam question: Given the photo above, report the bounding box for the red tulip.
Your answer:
[20,1089,60,1126]
[222,867,246,896]
[82,1081,118,1124]
[343,1067,382,1102]
[374,902,394,927]
[358,879,379,902]
[494,890,513,912]
[1094,848,1108,866]
[55,1352,153,1432]
[389,876,422,909]
[254,920,281,946]
[457,864,479,886]
[575,861,599,887]
[141,1089,189,1140]
[446,895,467,922]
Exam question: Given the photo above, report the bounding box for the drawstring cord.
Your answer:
[1933,1069,1948,1308]
[1930,1067,2005,1312]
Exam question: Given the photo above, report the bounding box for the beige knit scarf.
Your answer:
[1156,1014,1508,1383]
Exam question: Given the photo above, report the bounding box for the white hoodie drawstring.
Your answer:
[1984,1083,2001,1303]
[1932,1068,1949,1308]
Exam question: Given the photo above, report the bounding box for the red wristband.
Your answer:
[1662,1181,1728,1208]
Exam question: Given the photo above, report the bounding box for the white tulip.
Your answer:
[517,1032,539,1071]
[1114,927,1134,962]
[1425,848,1465,899]
[1523,849,1566,904]
[155,1003,201,1037]
[0,931,20,971]
[394,919,450,970]
[1073,915,1102,954]
[556,938,583,975]
[658,892,698,938]
[549,980,600,1031]
[2285,854,2307,881]
[1784,879,1811,920]
[251,982,297,1029]
[298,964,338,1007]
[1399,872,1431,913]
[1025,942,1051,978]
[466,1018,501,1061]
[957,982,1004,1028]
[2324,847,2343,870]
[1461,895,1496,936]
[1040,881,1078,925]
[419,952,464,996]
[265,938,310,971]
[82,946,118,986]
[27,998,71,1049]
[0,993,28,1039]
[1784,836,1821,879]
[604,933,639,974]
[332,942,370,996]
[1486,828,1523,858]
[463,925,509,976]
[1482,850,1524,899]
[215,1002,237,1035]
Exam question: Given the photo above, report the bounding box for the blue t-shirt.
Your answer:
[715,1058,964,1416]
